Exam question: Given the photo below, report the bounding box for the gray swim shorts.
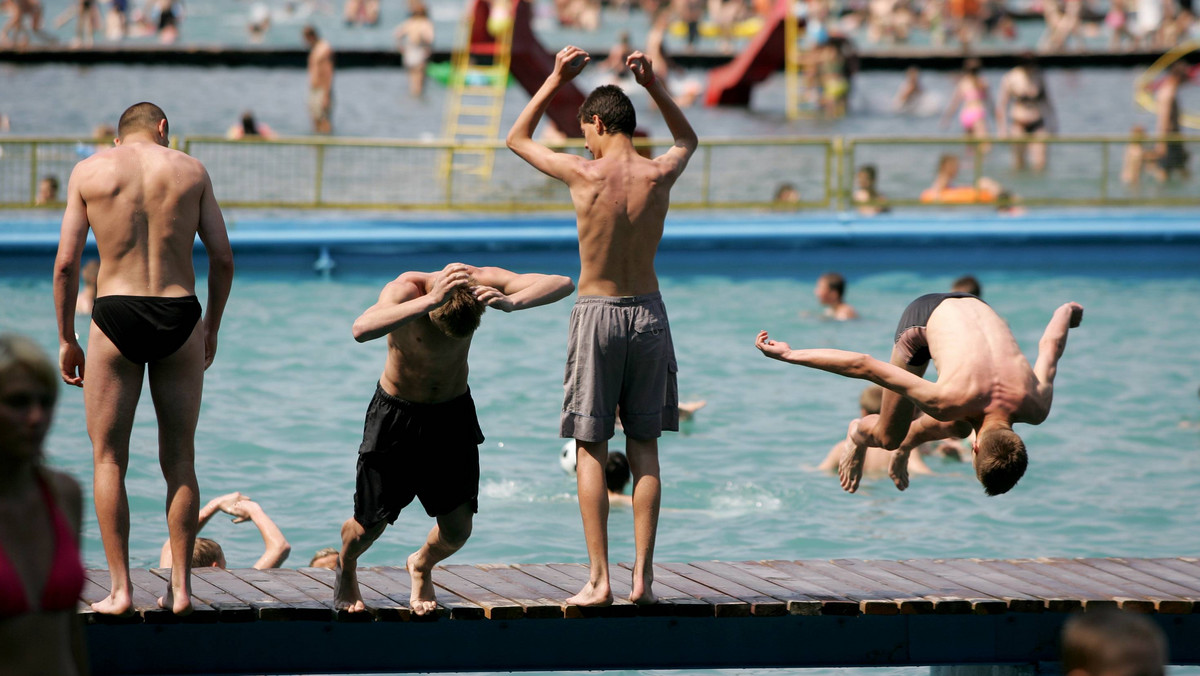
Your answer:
[561,292,679,442]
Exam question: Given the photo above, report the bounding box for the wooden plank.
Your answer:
[443,565,563,619]
[607,562,712,618]
[691,560,823,616]
[299,567,409,621]
[372,565,485,620]
[811,560,936,614]
[1073,558,1198,612]
[1121,558,1200,596]
[661,562,786,616]
[907,559,1045,612]
[271,568,373,623]
[865,560,1007,615]
[81,570,141,625]
[193,567,301,621]
[999,559,1152,612]
[130,568,216,623]
[959,560,1088,612]
[432,566,529,620]
[233,568,333,621]
[766,560,901,615]
[720,560,858,616]
[512,563,627,619]
[831,559,967,614]
[477,563,618,618]
[539,564,638,617]
[633,563,749,618]
[1142,557,1200,598]
[148,568,254,622]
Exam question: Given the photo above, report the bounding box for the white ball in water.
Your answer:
[559,440,577,476]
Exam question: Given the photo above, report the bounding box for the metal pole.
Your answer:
[314,144,326,206]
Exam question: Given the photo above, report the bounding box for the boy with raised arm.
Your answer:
[507,46,698,606]
[333,263,573,616]
[756,294,1083,496]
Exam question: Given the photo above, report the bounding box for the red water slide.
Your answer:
[704,0,793,106]
[468,0,587,137]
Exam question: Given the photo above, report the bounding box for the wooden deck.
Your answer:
[82,557,1200,675]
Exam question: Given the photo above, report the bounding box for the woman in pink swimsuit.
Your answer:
[942,58,992,154]
[0,333,87,676]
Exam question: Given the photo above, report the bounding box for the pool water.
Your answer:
[3,246,1199,674]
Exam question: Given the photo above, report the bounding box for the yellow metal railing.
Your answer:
[2,134,1196,210]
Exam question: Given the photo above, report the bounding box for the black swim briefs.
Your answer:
[354,385,485,529]
[893,292,980,367]
[91,295,202,365]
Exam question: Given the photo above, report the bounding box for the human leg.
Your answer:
[334,516,387,612]
[147,322,205,615]
[625,436,660,604]
[84,322,145,616]
[408,501,474,615]
[569,439,613,606]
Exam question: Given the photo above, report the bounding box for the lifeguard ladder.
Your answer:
[440,0,515,180]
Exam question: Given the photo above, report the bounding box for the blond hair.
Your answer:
[0,333,58,404]
[975,427,1027,496]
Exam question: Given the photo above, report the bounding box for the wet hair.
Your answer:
[605,451,631,494]
[1062,610,1166,676]
[974,428,1027,496]
[429,284,485,339]
[0,333,59,406]
[857,164,877,183]
[191,537,225,568]
[117,102,168,139]
[241,111,260,136]
[819,272,846,299]
[951,275,982,298]
[579,85,637,137]
[858,386,883,415]
[310,547,339,567]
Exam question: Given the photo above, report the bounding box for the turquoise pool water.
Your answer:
[3,242,1199,672]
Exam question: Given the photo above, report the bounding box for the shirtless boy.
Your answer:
[303,25,334,133]
[507,46,698,606]
[757,293,1082,496]
[53,102,234,615]
[333,263,573,616]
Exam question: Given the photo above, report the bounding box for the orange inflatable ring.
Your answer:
[920,187,997,204]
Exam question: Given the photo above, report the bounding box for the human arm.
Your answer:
[52,168,90,387]
[754,330,939,404]
[469,266,575,312]
[351,263,469,342]
[1155,89,1172,156]
[159,491,247,567]
[223,499,292,569]
[505,45,590,181]
[1028,301,1083,423]
[631,50,698,176]
[196,168,234,370]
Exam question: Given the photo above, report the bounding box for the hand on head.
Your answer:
[431,262,471,304]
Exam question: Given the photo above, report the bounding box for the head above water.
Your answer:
[815,272,846,303]
[579,85,637,140]
[192,537,226,568]
[429,283,485,339]
[605,451,631,494]
[1062,610,1166,676]
[974,427,1027,496]
[310,547,339,569]
[116,102,169,146]
[951,274,982,298]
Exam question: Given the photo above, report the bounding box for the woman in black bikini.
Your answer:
[997,53,1057,172]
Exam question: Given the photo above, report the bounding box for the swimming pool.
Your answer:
[3,211,1199,674]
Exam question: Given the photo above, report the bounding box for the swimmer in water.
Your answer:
[813,272,858,321]
[817,386,934,480]
[757,294,1083,495]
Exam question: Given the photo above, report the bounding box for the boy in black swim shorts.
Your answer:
[333,262,574,616]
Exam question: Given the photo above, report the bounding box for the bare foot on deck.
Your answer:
[838,419,869,493]
[407,552,438,616]
[158,586,193,616]
[567,580,613,607]
[629,575,656,605]
[91,592,133,617]
[333,560,366,613]
[889,448,911,491]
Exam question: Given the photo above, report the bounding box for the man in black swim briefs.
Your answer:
[53,102,234,617]
[757,292,1083,496]
[332,263,573,617]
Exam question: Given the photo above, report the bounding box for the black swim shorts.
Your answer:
[893,292,980,367]
[353,385,484,529]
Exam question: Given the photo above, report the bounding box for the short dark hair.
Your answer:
[117,102,167,139]
[975,428,1027,495]
[1062,610,1166,676]
[605,451,631,494]
[819,272,846,298]
[579,85,637,137]
[303,24,318,40]
[191,537,225,568]
[858,164,877,182]
[429,284,485,339]
[41,175,59,191]
[951,275,982,298]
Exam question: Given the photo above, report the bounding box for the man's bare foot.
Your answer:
[407,552,438,616]
[839,419,869,493]
[630,576,656,605]
[889,449,911,491]
[157,586,193,616]
[91,592,134,616]
[566,580,613,607]
[333,560,366,613]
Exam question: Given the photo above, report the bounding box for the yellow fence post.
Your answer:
[29,141,39,206]
[1100,141,1110,202]
[701,144,712,207]
[314,144,326,207]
